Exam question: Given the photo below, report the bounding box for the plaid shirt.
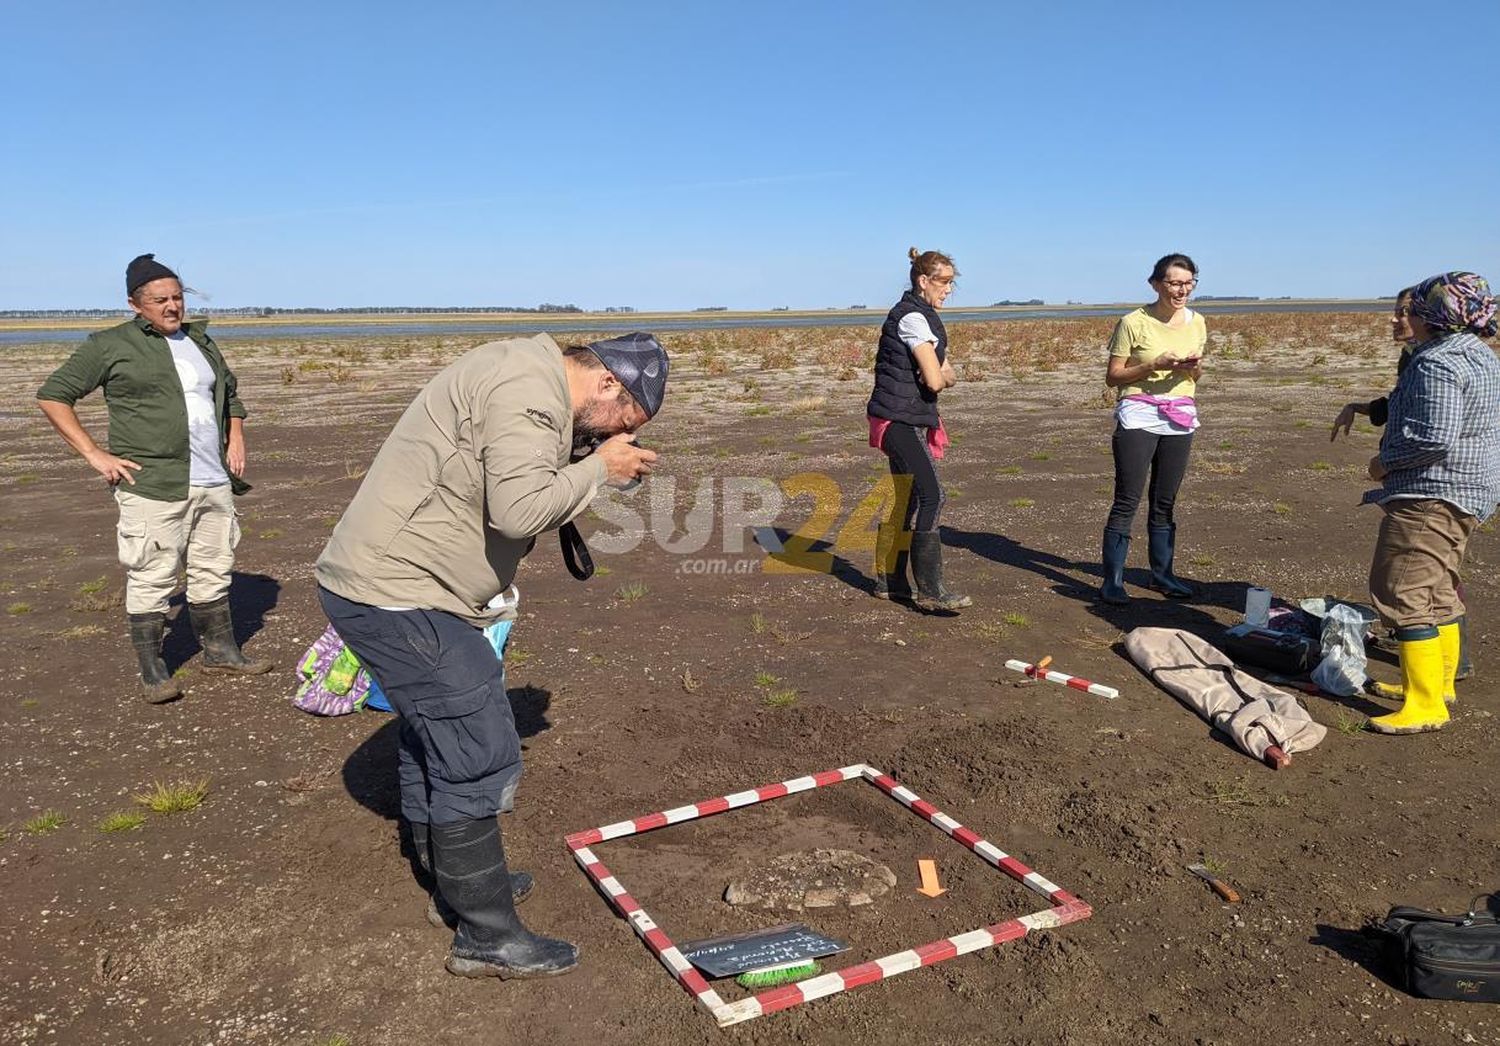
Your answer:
[1363,332,1500,521]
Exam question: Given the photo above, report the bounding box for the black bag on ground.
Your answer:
[1220,623,1320,676]
[1369,896,1500,1002]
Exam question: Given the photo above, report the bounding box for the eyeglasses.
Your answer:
[1158,279,1197,291]
[926,276,957,288]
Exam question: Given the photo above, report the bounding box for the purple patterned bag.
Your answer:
[292,624,372,717]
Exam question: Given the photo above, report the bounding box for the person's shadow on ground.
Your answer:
[162,571,280,671]
[340,684,554,821]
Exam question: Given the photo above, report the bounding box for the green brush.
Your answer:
[735,960,820,989]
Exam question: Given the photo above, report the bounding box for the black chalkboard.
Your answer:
[679,923,849,979]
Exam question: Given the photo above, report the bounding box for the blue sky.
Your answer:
[3,1,1497,311]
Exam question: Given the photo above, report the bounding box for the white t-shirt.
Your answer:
[896,312,938,351]
[164,331,229,486]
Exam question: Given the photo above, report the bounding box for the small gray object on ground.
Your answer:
[724,848,897,911]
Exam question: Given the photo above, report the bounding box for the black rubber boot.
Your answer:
[909,531,971,611]
[128,611,182,704]
[872,523,913,600]
[1455,614,1473,681]
[1099,530,1130,606]
[432,817,578,979]
[410,820,532,929]
[188,596,272,675]
[1146,525,1195,599]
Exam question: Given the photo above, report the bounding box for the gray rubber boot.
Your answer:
[1455,614,1473,681]
[872,523,913,600]
[189,596,273,674]
[909,531,971,611]
[410,819,532,929]
[1099,530,1130,606]
[1147,525,1195,599]
[432,817,578,979]
[128,611,182,703]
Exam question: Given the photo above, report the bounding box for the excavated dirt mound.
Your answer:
[723,848,897,910]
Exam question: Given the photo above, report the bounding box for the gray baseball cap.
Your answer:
[586,332,669,418]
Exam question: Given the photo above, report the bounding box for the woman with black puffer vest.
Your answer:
[866,247,970,612]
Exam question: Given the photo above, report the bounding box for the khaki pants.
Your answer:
[1368,498,1476,632]
[115,485,240,615]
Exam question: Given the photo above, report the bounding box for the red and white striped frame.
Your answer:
[565,763,1092,1028]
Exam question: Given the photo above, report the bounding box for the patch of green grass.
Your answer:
[505,647,533,668]
[1293,420,1311,429]
[745,405,772,417]
[312,1036,353,1046]
[1217,440,1234,450]
[753,670,779,688]
[1334,708,1367,735]
[970,621,1006,641]
[614,581,649,604]
[1190,553,1217,568]
[1008,497,1035,509]
[997,465,1022,476]
[762,688,798,708]
[20,698,39,708]
[257,528,283,540]
[6,602,31,615]
[23,810,67,834]
[1199,775,1291,808]
[77,576,109,595]
[1271,502,1293,517]
[1028,452,1051,461]
[15,473,39,484]
[99,810,147,833]
[593,564,613,576]
[749,612,767,635]
[1002,612,1031,628]
[1309,461,1332,472]
[133,779,210,815]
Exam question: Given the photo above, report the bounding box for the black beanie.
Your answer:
[126,254,179,297]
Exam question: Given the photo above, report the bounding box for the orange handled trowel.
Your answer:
[1187,863,1241,903]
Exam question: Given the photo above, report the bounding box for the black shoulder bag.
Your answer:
[1369,895,1500,1002]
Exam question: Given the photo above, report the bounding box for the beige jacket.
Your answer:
[316,334,608,626]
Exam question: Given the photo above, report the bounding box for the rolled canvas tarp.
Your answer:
[1123,627,1327,761]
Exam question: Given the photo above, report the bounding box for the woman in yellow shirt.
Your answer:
[1099,253,1206,605]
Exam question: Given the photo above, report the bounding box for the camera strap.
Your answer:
[559,521,594,581]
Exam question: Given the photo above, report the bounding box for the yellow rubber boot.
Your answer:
[1369,633,1449,734]
[1368,622,1461,705]
[1437,621,1461,705]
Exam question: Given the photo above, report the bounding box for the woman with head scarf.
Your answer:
[1363,271,1500,734]
[1334,287,1475,689]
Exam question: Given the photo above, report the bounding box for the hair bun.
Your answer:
[908,247,920,261]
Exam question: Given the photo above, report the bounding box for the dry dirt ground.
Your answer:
[1,314,1497,1046]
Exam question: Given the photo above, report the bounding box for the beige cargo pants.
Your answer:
[115,485,240,615]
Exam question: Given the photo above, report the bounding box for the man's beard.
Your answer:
[572,397,614,450]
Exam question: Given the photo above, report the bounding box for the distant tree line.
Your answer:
[990,299,1045,306]
[0,304,587,319]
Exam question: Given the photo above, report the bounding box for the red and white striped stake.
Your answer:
[1005,658,1119,699]
[566,763,1091,1028]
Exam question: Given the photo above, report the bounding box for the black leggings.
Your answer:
[882,422,944,533]
[1106,426,1193,534]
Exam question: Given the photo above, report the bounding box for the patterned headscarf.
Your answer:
[1408,271,1498,338]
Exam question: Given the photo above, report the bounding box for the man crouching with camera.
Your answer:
[316,332,664,980]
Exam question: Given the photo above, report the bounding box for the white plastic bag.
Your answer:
[1310,602,1368,697]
